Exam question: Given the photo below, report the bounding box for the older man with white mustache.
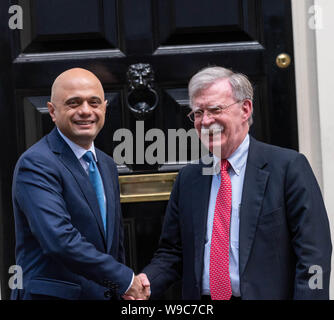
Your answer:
[130,66,332,300]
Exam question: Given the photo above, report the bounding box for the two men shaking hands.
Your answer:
[11,67,331,300]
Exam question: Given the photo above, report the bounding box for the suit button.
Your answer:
[104,290,112,298]
[110,284,118,290]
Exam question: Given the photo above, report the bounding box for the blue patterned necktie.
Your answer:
[82,151,106,233]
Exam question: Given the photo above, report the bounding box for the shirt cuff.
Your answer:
[124,272,134,294]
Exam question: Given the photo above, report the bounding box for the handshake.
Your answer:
[123,273,151,300]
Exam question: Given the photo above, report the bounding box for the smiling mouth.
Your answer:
[209,129,222,135]
[200,128,223,137]
[74,120,95,125]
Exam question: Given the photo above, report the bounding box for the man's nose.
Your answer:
[201,111,214,126]
[77,101,92,116]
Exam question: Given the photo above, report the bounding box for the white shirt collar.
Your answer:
[213,134,250,176]
[57,128,97,162]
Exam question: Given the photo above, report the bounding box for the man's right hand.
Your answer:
[123,273,150,300]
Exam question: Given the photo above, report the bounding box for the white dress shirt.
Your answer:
[202,134,250,297]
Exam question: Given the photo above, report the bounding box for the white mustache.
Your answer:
[200,124,224,136]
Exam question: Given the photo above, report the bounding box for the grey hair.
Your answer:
[188,66,254,126]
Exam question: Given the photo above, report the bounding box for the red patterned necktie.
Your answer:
[209,159,232,300]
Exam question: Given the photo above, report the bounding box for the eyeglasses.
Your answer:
[187,100,243,122]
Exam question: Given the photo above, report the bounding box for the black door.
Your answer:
[0,0,297,299]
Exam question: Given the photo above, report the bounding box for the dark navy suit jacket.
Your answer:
[143,137,332,299]
[11,128,133,300]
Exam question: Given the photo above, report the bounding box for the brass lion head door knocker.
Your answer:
[126,63,159,120]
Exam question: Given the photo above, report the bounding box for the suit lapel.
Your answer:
[239,137,269,276]
[47,128,107,247]
[97,154,116,253]
[191,163,213,286]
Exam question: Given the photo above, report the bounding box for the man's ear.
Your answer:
[47,102,56,122]
[242,99,252,123]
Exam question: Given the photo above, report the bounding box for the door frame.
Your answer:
[291,0,334,298]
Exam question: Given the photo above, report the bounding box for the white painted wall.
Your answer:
[291,0,323,187]
[314,0,334,299]
[292,0,334,299]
